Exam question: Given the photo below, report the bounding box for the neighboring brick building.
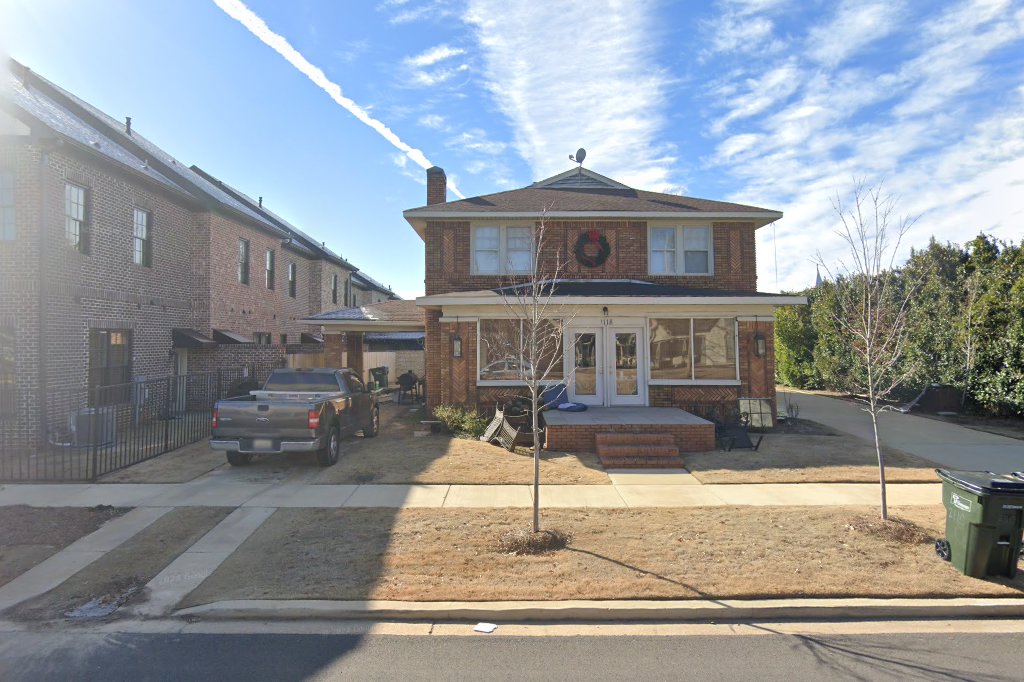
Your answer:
[0,60,394,450]
[405,165,805,438]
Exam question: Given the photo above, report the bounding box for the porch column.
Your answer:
[346,332,365,380]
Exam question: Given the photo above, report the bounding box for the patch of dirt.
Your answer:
[180,506,1023,606]
[8,506,230,622]
[0,505,128,588]
[768,418,841,436]
[100,439,225,483]
[496,528,573,555]
[313,402,609,485]
[686,434,938,484]
[844,515,934,545]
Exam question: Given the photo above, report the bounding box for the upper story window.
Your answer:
[65,182,89,254]
[132,209,151,267]
[472,225,533,275]
[252,332,271,345]
[288,262,297,298]
[344,278,352,306]
[265,249,275,290]
[331,273,339,304]
[0,326,14,417]
[649,226,712,275]
[0,171,14,241]
[238,238,250,284]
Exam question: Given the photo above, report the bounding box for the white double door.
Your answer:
[566,320,646,406]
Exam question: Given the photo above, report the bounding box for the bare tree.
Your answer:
[490,212,575,532]
[817,181,917,520]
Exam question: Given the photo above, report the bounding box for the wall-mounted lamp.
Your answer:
[754,333,767,358]
[452,317,462,358]
[602,306,609,317]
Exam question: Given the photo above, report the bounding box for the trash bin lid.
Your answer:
[936,469,1024,495]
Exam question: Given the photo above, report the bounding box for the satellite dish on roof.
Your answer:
[569,148,586,165]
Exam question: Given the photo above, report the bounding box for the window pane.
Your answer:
[650,251,674,274]
[506,227,531,251]
[533,321,564,380]
[0,172,14,240]
[649,318,692,380]
[683,227,708,250]
[574,332,597,395]
[651,227,675,250]
[684,251,709,274]
[475,226,499,250]
[506,248,532,273]
[479,319,522,380]
[474,250,499,274]
[614,331,638,395]
[693,318,736,379]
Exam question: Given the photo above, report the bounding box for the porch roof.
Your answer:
[417,280,807,307]
[301,299,425,333]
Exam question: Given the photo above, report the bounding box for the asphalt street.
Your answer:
[1,629,1021,681]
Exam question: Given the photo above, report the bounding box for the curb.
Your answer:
[174,597,1024,623]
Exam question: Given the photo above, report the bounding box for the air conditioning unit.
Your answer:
[71,407,116,447]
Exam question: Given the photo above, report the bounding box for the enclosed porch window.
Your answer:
[478,319,564,383]
[649,317,737,382]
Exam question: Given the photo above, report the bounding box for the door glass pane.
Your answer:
[574,333,597,396]
[614,332,638,396]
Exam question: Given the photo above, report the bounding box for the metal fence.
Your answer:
[0,364,278,482]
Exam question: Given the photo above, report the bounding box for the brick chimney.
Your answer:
[426,166,447,205]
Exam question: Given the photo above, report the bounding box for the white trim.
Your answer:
[438,316,479,323]
[418,294,806,306]
[649,225,714,276]
[470,224,534,275]
[530,167,633,189]
[648,380,742,386]
[405,210,783,220]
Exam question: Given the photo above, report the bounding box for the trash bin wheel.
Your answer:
[935,538,951,561]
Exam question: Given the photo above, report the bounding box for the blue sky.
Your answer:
[3,0,1023,298]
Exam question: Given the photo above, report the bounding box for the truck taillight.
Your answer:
[211,408,218,428]
[307,409,320,429]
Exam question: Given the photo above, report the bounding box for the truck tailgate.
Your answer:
[213,398,319,440]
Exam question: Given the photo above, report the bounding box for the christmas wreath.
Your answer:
[574,229,611,268]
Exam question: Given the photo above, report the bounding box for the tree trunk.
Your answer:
[870,409,888,520]
[532,390,540,533]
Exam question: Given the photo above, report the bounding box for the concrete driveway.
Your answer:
[780,389,1024,472]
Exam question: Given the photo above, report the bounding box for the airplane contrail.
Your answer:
[213,0,464,199]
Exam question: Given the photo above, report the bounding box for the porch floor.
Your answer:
[542,407,712,427]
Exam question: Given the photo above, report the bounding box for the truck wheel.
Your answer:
[364,407,380,438]
[317,425,340,467]
[226,451,252,466]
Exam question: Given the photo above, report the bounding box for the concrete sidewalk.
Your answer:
[0,479,940,509]
[780,389,1024,472]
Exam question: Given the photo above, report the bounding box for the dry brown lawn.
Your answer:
[0,506,128,588]
[686,433,938,484]
[182,505,1023,606]
[313,403,609,485]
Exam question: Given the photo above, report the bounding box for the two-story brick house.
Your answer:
[406,165,804,453]
[0,60,391,465]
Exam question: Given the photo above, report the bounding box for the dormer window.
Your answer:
[472,225,533,275]
[649,226,712,275]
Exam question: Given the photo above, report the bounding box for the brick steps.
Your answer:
[595,433,684,469]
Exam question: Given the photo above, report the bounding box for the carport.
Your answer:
[300,300,425,388]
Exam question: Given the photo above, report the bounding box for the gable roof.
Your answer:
[190,165,357,269]
[302,299,422,332]
[404,167,782,238]
[7,59,285,236]
[352,271,397,298]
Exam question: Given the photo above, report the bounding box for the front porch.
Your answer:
[543,407,716,457]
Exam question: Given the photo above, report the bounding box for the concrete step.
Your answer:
[598,455,686,469]
[597,444,680,458]
[595,440,684,469]
[595,432,676,447]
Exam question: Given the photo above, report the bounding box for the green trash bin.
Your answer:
[935,469,1024,579]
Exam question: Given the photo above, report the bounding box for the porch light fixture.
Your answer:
[602,306,609,317]
[754,333,767,358]
[452,317,463,358]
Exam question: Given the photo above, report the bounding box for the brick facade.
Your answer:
[424,219,758,296]
[544,421,716,453]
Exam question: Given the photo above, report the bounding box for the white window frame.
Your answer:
[648,226,713,276]
[471,224,535,275]
[646,315,740,385]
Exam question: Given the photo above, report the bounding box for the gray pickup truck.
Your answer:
[210,368,379,467]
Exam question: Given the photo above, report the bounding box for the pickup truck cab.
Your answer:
[210,368,379,467]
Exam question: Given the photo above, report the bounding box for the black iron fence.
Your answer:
[0,364,278,482]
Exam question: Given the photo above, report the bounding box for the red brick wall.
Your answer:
[424,219,758,295]
[545,422,716,453]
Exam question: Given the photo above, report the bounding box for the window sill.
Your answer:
[647,272,714,277]
[477,380,562,387]
[648,379,741,386]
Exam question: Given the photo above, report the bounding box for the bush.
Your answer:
[496,528,572,555]
[433,404,489,439]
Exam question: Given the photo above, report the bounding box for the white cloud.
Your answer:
[464,0,680,192]
[807,1,905,67]
[446,128,507,154]
[404,44,466,68]
[212,0,464,198]
[703,0,788,56]
[418,113,448,129]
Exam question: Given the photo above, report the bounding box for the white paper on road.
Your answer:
[473,622,497,633]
